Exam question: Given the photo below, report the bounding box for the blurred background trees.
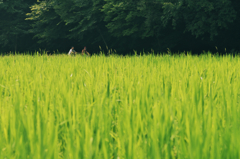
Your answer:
[1,0,240,54]
[0,0,38,52]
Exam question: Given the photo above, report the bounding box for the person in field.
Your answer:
[82,46,90,56]
[68,46,77,55]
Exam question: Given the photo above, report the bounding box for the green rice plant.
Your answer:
[0,53,240,159]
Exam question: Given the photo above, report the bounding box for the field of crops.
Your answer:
[0,54,240,159]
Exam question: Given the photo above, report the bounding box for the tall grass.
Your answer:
[0,53,239,159]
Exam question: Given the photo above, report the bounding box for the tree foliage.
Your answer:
[161,0,236,38]
[0,0,36,52]
[1,0,240,53]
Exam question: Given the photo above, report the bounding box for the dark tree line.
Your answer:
[1,0,240,54]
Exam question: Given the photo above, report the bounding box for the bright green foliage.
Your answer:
[0,54,240,158]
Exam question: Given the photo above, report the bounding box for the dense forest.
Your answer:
[1,0,240,54]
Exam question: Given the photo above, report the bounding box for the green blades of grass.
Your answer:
[0,54,240,159]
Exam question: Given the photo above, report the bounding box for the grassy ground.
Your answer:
[0,54,240,159]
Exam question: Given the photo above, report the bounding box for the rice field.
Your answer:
[0,54,240,159]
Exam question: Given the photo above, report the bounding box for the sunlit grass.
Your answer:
[0,53,240,159]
